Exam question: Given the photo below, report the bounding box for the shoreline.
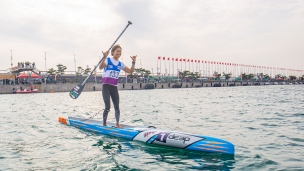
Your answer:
[1,81,302,94]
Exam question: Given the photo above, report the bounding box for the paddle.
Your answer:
[69,21,132,99]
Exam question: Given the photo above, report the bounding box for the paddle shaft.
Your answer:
[80,21,132,86]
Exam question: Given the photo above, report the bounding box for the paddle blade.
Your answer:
[69,83,85,99]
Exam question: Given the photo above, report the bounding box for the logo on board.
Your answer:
[144,131,157,138]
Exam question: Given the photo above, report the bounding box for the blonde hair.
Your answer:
[111,44,122,55]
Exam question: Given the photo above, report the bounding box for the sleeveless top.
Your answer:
[102,57,124,86]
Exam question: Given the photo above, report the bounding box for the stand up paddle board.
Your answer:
[59,116,235,155]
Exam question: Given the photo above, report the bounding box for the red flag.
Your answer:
[158,56,161,60]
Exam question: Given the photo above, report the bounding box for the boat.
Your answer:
[58,116,235,155]
[16,89,38,94]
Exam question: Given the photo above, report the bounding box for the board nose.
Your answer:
[58,117,67,124]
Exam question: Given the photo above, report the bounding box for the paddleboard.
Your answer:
[59,116,235,155]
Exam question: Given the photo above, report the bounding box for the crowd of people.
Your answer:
[1,78,42,85]
[1,78,14,85]
[17,62,35,69]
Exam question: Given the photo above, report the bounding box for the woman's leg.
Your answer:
[102,84,111,126]
[110,86,121,127]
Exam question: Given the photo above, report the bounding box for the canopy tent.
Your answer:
[31,73,42,78]
[17,72,42,79]
[17,73,28,79]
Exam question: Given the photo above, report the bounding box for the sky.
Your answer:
[0,0,303,75]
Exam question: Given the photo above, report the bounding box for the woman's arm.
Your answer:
[99,51,109,70]
[123,55,137,73]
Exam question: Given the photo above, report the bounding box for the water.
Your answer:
[1,85,303,170]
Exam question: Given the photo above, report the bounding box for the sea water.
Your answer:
[0,85,303,170]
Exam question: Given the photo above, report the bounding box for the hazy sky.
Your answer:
[1,0,303,74]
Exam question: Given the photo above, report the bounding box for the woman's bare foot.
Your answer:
[116,124,123,128]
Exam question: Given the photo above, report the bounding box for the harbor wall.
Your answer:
[0,81,293,94]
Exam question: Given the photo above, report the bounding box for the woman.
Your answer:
[99,44,136,128]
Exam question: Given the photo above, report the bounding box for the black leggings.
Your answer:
[102,84,120,125]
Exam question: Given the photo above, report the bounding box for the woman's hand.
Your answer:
[102,51,109,57]
[130,55,137,62]
[99,51,108,70]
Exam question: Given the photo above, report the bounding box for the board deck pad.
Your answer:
[67,117,152,129]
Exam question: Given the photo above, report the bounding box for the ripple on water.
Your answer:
[0,86,304,170]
